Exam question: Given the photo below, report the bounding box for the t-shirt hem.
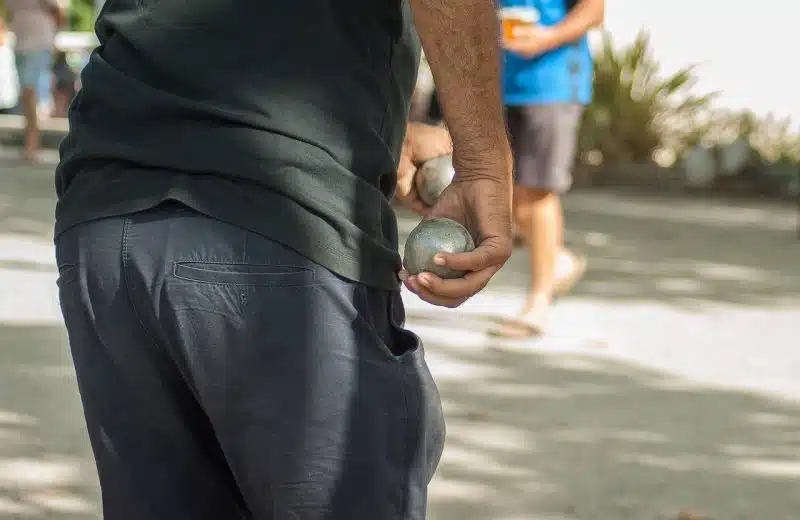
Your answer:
[55,177,403,292]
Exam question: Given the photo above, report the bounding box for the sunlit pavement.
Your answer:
[2,152,799,519]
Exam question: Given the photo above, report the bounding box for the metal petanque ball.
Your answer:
[415,154,455,206]
[403,218,475,279]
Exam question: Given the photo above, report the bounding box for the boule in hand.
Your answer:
[403,218,476,279]
[415,154,455,206]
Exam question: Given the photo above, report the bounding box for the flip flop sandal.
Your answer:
[487,314,547,339]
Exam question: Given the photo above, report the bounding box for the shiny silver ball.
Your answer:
[415,154,455,206]
[403,218,475,279]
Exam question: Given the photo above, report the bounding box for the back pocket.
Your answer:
[173,262,315,287]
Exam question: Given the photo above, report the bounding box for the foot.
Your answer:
[488,302,550,339]
[23,129,41,163]
[553,251,587,296]
[21,148,41,163]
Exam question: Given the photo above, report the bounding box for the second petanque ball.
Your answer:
[403,218,475,279]
[415,154,455,206]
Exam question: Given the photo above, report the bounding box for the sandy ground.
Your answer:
[1,152,799,519]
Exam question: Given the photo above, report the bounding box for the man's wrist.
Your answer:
[451,141,513,182]
[545,24,572,50]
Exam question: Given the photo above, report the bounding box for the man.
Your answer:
[4,0,63,160]
[491,0,603,337]
[54,0,512,518]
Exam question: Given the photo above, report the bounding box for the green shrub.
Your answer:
[580,30,717,166]
[68,0,96,32]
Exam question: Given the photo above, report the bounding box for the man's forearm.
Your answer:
[409,0,510,176]
[549,0,604,48]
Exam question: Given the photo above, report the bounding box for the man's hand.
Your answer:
[400,152,513,308]
[504,0,605,58]
[408,0,513,307]
[502,25,559,58]
[395,123,453,215]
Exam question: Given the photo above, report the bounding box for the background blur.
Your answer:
[0,2,799,520]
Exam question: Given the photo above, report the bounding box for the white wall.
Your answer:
[602,0,799,128]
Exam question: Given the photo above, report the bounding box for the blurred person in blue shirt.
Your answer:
[492,0,603,337]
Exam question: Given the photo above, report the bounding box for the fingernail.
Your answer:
[433,254,446,265]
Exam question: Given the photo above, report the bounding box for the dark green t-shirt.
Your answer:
[54,0,421,290]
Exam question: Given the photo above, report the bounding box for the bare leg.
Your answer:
[490,104,586,338]
[488,186,562,338]
[515,185,561,315]
[489,184,587,338]
[21,86,40,159]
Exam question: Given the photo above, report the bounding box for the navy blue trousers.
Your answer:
[55,202,445,519]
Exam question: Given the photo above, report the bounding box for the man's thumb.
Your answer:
[434,237,508,272]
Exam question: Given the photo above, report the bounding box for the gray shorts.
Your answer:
[506,103,583,194]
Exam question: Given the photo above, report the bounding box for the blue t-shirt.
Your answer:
[501,0,593,106]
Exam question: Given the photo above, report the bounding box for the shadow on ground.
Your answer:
[399,190,800,309]
[0,160,57,240]
[425,337,800,520]
[4,317,800,520]
[0,324,99,519]
[3,160,800,520]
[560,191,799,309]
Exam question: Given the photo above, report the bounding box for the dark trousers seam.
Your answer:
[120,217,210,408]
[119,216,250,518]
[120,218,163,358]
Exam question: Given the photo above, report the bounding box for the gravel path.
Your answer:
[1,156,798,519]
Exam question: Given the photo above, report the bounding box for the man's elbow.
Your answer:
[591,0,605,27]
[576,0,605,27]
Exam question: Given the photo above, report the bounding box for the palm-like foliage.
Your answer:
[580,30,717,166]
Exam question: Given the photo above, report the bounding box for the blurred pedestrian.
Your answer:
[3,0,64,160]
[491,0,603,338]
